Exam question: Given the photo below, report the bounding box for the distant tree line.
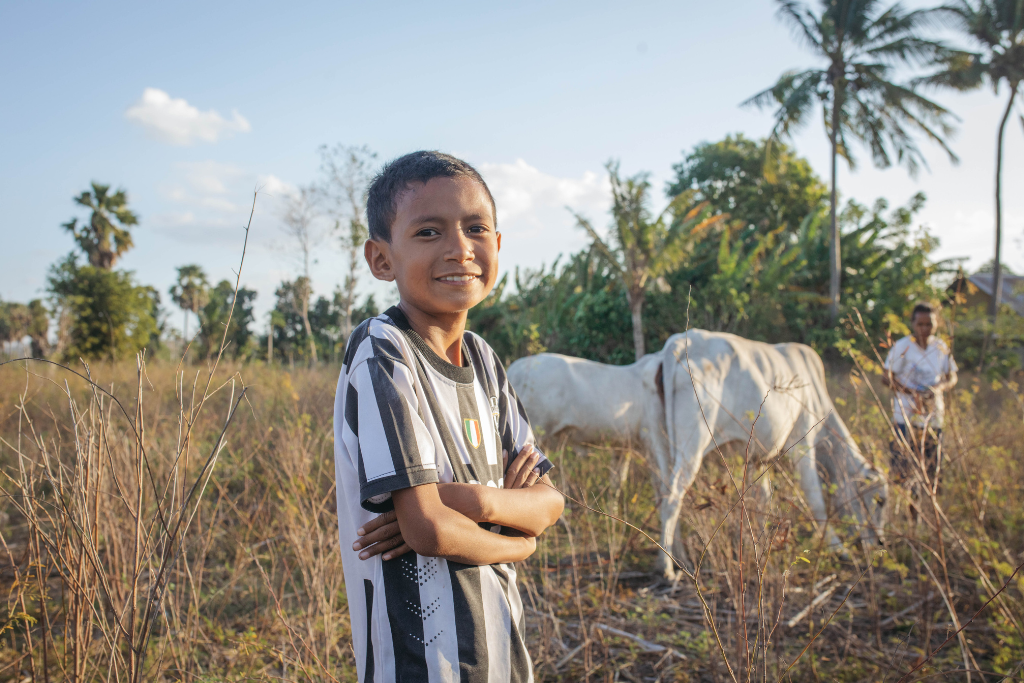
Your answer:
[5,131,1016,374]
[469,135,950,365]
[2,145,380,367]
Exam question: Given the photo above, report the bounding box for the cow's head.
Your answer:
[820,413,888,545]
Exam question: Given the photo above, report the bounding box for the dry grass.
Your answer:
[0,351,1021,682]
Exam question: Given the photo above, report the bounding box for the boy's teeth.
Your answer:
[442,275,476,282]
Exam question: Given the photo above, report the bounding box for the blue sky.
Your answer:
[2,0,1022,333]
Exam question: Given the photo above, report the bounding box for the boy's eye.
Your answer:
[468,225,488,234]
[416,228,440,237]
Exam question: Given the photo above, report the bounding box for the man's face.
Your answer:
[366,176,500,316]
[912,312,935,342]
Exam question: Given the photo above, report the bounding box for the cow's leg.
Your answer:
[791,443,841,548]
[746,459,774,513]
[657,490,689,578]
[655,436,710,580]
[608,449,633,515]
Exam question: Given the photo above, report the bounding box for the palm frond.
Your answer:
[571,210,624,280]
[865,36,957,64]
[776,0,825,51]
[863,5,941,48]
[912,50,987,91]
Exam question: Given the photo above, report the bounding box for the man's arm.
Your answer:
[935,370,958,392]
[882,369,915,395]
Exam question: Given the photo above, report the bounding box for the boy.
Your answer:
[882,302,958,489]
[333,151,565,682]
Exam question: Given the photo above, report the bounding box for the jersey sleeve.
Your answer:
[347,355,440,512]
[492,350,554,480]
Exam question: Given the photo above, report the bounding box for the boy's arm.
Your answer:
[436,445,564,537]
[352,486,541,563]
[353,445,562,560]
[392,484,536,564]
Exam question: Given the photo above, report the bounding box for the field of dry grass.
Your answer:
[0,353,1021,682]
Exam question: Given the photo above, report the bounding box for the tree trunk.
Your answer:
[629,292,645,361]
[981,86,1017,368]
[829,96,841,322]
[303,312,318,364]
[339,244,359,358]
[301,290,318,364]
[267,323,274,364]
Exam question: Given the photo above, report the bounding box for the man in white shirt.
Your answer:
[882,303,958,494]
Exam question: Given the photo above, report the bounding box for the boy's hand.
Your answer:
[504,444,542,489]
[353,510,412,561]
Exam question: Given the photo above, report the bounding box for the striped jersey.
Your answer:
[333,306,553,683]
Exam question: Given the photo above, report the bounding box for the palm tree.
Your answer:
[745,0,961,321]
[169,264,210,345]
[921,0,1024,340]
[63,182,139,270]
[573,161,726,360]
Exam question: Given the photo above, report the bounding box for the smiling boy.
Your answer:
[333,151,564,682]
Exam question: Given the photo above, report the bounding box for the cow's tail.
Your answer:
[660,332,687,474]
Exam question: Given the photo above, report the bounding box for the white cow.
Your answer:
[508,329,886,578]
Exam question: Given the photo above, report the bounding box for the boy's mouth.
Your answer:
[437,275,479,283]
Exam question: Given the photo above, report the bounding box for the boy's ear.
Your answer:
[364,239,395,282]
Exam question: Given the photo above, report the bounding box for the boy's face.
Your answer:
[912,312,935,343]
[365,176,500,317]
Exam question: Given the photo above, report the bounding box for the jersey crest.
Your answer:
[463,418,482,449]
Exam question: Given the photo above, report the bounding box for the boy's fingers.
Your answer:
[504,450,524,483]
[382,542,412,561]
[358,535,405,560]
[358,509,398,536]
[504,444,534,488]
[352,521,401,550]
[511,450,541,489]
[524,467,541,487]
[503,449,508,471]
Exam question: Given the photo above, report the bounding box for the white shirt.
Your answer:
[883,335,957,428]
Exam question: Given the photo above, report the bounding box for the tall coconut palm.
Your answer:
[921,0,1024,340]
[745,0,961,321]
[573,161,726,361]
[169,264,210,344]
[63,182,139,270]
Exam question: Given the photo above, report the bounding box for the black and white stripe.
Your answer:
[334,308,552,682]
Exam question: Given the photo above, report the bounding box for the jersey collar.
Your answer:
[384,306,475,384]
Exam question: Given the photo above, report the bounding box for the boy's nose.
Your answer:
[444,231,474,262]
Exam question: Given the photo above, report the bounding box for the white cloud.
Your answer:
[255,174,299,204]
[153,161,280,244]
[125,88,251,145]
[479,159,610,274]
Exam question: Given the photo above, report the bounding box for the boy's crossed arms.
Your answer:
[351,444,563,565]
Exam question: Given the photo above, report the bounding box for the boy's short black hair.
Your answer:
[911,302,935,320]
[366,151,496,242]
